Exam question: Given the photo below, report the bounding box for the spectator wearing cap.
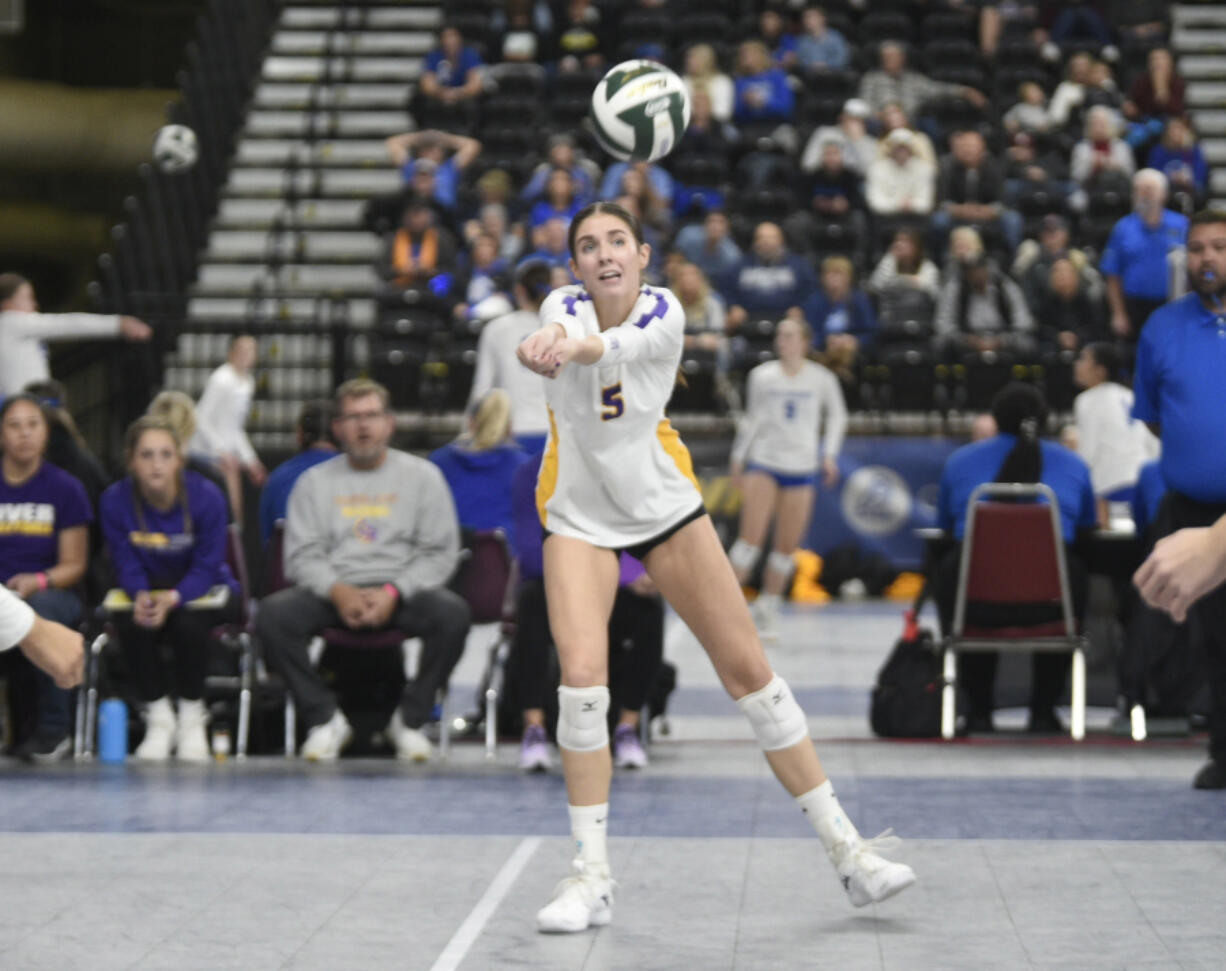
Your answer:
[857,41,986,123]
[417,25,484,119]
[521,134,599,208]
[877,103,936,165]
[673,210,743,287]
[866,128,935,217]
[932,129,1024,255]
[793,5,850,75]
[1012,214,1103,319]
[258,401,338,546]
[935,254,1035,356]
[385,129,483,211]
[1101,169,1188,340]
[722,221,817,335]
[800,98,878,176]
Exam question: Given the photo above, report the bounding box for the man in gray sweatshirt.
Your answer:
[256,378,470,761]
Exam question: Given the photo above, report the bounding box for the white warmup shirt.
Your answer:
[469,308,550,437]
[730,359,848,476]
[536,284,702,548]
[0,310,121,396]
[189,362,258,466]
[1074,381,1160,496]
[0,585,35,649]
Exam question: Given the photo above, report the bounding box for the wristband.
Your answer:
[383,583,400,602]
[35,572,48,591]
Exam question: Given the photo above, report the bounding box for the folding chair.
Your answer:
[940,483,1089,740]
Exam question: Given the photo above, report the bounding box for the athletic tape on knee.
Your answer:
[736,674,809,751]
[767,551,794,578]
[556,685,611,752]
[729,539,760,572]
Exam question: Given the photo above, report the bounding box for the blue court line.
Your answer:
[0,769,1222,841]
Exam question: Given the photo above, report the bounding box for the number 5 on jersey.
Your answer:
[601,383,625,421]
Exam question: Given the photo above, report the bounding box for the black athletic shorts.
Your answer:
[542,504,709,563]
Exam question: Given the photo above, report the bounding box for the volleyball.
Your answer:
[589,60,691,163]
[152,124,199,173]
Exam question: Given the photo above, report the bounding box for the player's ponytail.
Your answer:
[991,382,1047,484]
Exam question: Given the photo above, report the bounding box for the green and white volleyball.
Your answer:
[589,60,691,162]
[152,124,198,173]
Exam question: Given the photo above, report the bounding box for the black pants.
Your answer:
[114,599,240,703]
[255,585,471,730]
[508,578,665,717]
[1158,492,1226,762]
[930,545,1089,717]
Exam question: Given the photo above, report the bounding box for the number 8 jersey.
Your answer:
[534,284,702,548]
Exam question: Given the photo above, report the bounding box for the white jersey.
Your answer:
[469,308,550,437]
[0,584,35,649]
[189,362,258,465]
[1073,382,1160,496]
[535,284,702,548]
[730,359,848,476]
[0,309,120,396]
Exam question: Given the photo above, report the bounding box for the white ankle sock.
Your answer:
[568,802,610,868]
[796,780,860,854]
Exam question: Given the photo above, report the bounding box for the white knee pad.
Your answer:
[729,539,760,573]
[736,674,809,751]
[556,685,610,752]
[767,551,794,578]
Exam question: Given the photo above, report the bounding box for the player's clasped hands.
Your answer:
[518,325,578,378]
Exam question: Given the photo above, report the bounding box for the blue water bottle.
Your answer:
[98,698,128,763]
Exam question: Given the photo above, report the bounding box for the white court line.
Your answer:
[430,836,542,971]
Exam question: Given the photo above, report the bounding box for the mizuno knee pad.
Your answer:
[736,674,809,751]
[556,685,611,752]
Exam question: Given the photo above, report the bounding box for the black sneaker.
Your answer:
[1192,760,1226,790]
[16,733,72,764]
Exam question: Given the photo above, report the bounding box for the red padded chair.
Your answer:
[941,483,1089,740]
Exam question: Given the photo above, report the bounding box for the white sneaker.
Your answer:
[300,709,353,761]
[175,699,210,763]
[135,697,176,761]
[831,831,916,908]
[386,709,432,762]
[751,597,779,642]
[536,860,614,933]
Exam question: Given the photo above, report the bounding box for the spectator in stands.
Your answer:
[470,261,552,453]
[673,89,738,168]
[0,273,151,398]
[529,168,584,233]
[430,390,527,534]
[506,452,664,771]
[933,128,1024,254]
[1148,116,1209,209]
[723,221,817,335]
[382,197,459,290]
[466,201,524,266]
[792,4,850,75]
[100,415,240,761]
[935,254,1035,356]
[1123,47,1185,151]
[758,6,797,68]
[518,216,572,272]
[610,193,665,284]
[599,159,673,209]
[1003,81,1053,139]
[1012,214,1103,316]
[800,98,878,176]
[869,228,941,303]
[1072,342,1159,526]
[385,129,482,212]
[256,379,470,762]
[617,166,671,234]
[23,379,109,527]
[1048,1,1113,54]
[1084,58,1125,118]
[866,128,936,218]
[945,225,985,276]
[682,43,734,124]
[732,39,796,143]
[455,231,513,322]
[1107,0,1169,45]
[787,141,867,252]
[932,382,1096,733]
[553,0,608,72]
[673,210,743,287]
[0,395,90,762]
[416,25,484,124]
[258,400,337,546]
[978,1,1042,58]
[489,0,553,74]
[805,256,877,366]
[188,335,265,524]
[1037,257,1108,351]
[1071,105,1135,198]
[857,40,987,123]
[877,102,936,164]
[1101,168,1189,340]
[147,391,230,516]
[1002,130,1073,207]
[521,133,600,209]
[674,261,728,358]
[1048,52,1096,131]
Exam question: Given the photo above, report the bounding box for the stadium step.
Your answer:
[1177,55,1226,79]
[1174,4,1226,29]
[1211,169,1226,195]
[222,167,401,198]
[243,110,412,138]
[271,30,435,56]
[1205,138,1226,166]
[235,139,392,168]
[205,230,381,263]
[187,296,376,328]
[262,56,423,82]
[214,198,368,229]
[194,263,380,296]
[280,6,442,30]
[1172,27,1226,52]
[253,82,413,110]
[1185,81,1226,108]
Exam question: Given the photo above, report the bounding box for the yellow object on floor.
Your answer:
[884,571,925,601]
[791,549,831,604]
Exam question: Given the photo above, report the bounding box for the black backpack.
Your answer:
[870,609,944,738]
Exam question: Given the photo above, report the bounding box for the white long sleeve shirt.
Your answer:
[1074,382,1160,496]
[0,310,121,396]
[189,362,258,466]
[866,155,935,215]
[731,359,848,475]
[0,585,35,649]
[469,309,550,437]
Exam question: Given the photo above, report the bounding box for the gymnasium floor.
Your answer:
[2,602,1223,970]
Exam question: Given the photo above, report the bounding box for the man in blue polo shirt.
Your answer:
[1101,169,1188,341]
[258,400,337,545]
[1132,208,1226,788]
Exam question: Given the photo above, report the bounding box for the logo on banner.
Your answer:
[840,466,912,537]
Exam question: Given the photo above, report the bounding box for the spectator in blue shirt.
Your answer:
[805,255,877,364]
[1101,168,1189,341]
[529,168,584,232]
[793,5,850,75]
[1147,116,1209,208]
[521,133,599,208]
[1130,210,1226,788]
[723,221,817,335]
[673,210,743,286]
[599,160,673,209]
[417,25,484,123]
[733,39,796,137]
[933,383,1097,733]
[517,216,573,273]
[258,400,338,545]
[385,129,483,212]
